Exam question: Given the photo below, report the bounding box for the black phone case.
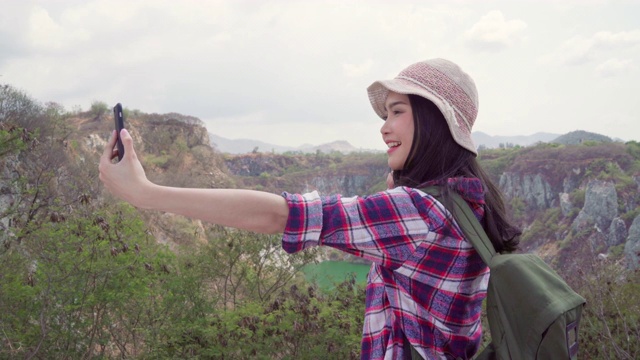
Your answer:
[113,103,125,161]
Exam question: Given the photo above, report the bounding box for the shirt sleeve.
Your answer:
[282,187,440,270]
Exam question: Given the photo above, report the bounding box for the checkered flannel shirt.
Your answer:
[282,178,489,360]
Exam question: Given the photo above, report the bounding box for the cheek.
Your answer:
[402,117,415,142]
[401,118,415,163]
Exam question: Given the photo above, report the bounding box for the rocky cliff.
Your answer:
[485,143,640,271]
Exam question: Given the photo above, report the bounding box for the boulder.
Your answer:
[559,192,573,217]
[572,180,618,232]
[608,217,627,247]
[624,215,640,270]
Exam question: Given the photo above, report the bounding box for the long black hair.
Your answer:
[393,95,520,253]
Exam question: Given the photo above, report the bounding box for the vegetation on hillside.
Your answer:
[1,84,639,358]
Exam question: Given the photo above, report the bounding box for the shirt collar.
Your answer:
[418,177,485,205]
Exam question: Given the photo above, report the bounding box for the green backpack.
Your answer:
[423,187,586,360]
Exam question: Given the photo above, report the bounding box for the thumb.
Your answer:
[120,129,138,161]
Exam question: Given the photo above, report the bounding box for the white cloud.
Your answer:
[553,36,596,65]
[593,30,640,47]
[27,5,91,51]
[595,58,634,77]
[342,59,374,78]
[546,30,640,66]
[464,10,527,51]
[1,1,639,148]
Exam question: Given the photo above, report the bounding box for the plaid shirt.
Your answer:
[282,178,489,360]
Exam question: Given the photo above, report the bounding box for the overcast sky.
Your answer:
[1,0,638,150]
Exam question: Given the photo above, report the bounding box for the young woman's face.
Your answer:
[380,92,414,171]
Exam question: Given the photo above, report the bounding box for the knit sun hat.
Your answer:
[367,58,479,155]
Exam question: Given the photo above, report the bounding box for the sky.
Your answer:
[1,0,639,151]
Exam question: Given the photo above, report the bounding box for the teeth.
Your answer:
[387,142,401,148]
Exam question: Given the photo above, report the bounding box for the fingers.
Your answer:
[101,130,117,158]
[98,131,115,182]
[100,130,118,166]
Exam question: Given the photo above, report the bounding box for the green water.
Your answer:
[302,261,371,289]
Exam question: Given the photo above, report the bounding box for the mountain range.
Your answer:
[209,133,370,154]
[210,130,619,154]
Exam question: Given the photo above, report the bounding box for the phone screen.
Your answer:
[113,103,125,161]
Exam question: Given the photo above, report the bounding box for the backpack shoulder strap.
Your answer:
[421,186,496,266]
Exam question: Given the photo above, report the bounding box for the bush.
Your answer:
[144,153,171,168]
[0,204,185,358]
[153,280,364,359]
[572,262,640,359]
[570,189,586,209]
[89,100,109,119]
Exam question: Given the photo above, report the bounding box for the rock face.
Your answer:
[562,169,582,193]
[499,173,555,210]
[559,193,573,217]
[625,215,640,270]
[608,217,628,247]
[572,180,618,232]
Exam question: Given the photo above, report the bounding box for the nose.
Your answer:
[380,118,390,135]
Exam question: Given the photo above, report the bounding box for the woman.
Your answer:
[99,58,520,359]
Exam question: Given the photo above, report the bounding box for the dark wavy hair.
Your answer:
[393,95,520,253]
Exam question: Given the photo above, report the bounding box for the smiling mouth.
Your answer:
[387,141,401,148]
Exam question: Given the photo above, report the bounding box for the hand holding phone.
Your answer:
[113,103,125,161]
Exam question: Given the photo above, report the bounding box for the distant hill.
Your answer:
[209,133,379,154]
[209,134,296,154]
[472,131,560,149]
[551,130,613,145]
[311,140,361,154]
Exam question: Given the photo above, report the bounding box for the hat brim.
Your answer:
[367,78,478,155]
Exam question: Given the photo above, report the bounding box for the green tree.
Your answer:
[89,101,109,120]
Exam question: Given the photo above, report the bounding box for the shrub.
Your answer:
[570,189,586,209]
[572,262,640,359]
[89,100,109,119]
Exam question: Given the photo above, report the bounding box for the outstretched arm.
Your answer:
[98,129,289,234]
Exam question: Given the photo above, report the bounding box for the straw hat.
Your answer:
[367,59,479,155]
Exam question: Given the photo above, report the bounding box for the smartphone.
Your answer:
[113,103,125,161]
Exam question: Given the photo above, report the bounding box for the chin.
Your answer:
[388,158,402,171]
